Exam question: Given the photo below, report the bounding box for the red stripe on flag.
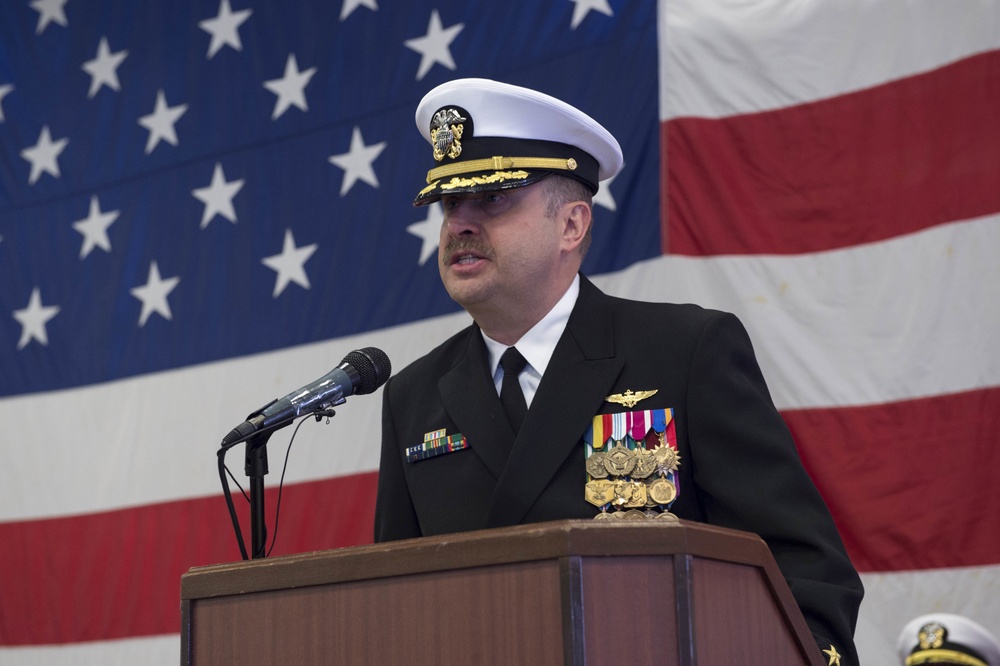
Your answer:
[0,471,378,646]
[663,49,1000,255]
[784,386,1000,574]
[6,387,999,645]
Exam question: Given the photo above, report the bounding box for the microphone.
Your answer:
[222,347,391,446]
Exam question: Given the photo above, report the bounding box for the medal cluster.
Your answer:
[585,436,681,521]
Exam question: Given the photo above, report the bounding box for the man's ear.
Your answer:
[560,201,592,253]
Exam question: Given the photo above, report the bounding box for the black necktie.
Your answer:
[499,347,528,434]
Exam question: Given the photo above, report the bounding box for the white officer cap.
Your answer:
[897,613,1000,666]
[413,78,623,206]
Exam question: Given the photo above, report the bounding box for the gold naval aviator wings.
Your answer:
[605,389,658,409]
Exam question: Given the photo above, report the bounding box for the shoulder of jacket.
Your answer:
[390,323,479,385]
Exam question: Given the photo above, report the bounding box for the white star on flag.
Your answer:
[13,287,60,350]
[406,202,443,267]
[340,0,378,21]
[404,9,464,81]
[82,37,128,98]
[327,126,387,196]
[569,0,614,30]
[261,229,318,297]
[199,0,253,59]
[192,162,245,228]
[20,125,69,185]
[593,173,617,212]
[30,0,68,35]
[0,83,13,122]
[73,195,119,258]
[138,89,188,154]
[263,54,317,120]
[130,261,180,327]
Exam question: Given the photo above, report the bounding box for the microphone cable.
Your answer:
[216,409,335,560]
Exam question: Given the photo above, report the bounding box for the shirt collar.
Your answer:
[483,274,580,378]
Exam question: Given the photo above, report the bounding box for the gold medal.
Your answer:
[625,481,647,508]
[647,477,677,505]
[611,479,629,507]
[586,451,609,479]
[621,509,646,521]
[631,447,657,479]
[604,441,636,477]
[656,511,680,522]
[585,480,616,507]
[593,510,615,521]
[653,443,681,475]
[612,479,647,508]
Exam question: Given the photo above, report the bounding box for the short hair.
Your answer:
[541,175,594,257]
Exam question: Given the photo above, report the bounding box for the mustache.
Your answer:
[442,238,495,261]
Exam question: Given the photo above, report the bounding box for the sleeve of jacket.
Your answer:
[686,311,864,664]
[373,375,422,543]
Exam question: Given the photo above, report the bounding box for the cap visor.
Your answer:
[413,170,549,206]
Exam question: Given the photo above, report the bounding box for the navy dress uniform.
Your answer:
[374,78,864,664]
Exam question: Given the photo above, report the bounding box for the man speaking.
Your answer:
[374,78,863,665]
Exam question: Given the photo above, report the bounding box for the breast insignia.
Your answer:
[604,389,658,409]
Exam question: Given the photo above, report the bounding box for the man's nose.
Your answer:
[443,200,481,236]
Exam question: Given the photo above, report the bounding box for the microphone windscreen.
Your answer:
[343,347,391,394]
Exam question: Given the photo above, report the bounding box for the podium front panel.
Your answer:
[188,559,565,664]
[181,520,824,665]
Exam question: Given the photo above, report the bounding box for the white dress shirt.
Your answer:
[483,274,580,408]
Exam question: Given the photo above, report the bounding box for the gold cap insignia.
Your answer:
[430,108,466,162]
[918,623,947,650]
[823,644,841,666]
[605,389,658,409]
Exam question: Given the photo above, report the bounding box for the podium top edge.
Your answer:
[181,519,772,600]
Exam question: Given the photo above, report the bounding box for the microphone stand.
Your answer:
[244,431,272,559]
[219,400,349,560]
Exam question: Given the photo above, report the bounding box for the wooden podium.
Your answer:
[181,519,824,665]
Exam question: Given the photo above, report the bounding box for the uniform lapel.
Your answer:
[438,328,516,481]
[486,276,623,527]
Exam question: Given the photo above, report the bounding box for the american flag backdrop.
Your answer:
[1,0,997,663]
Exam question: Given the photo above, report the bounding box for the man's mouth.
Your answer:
[445,240,492,266]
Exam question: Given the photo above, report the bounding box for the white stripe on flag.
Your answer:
[4,213,997,520]
[600,213,1000,410]
[0,635,177,666]
[0,311,471,522]
[660,0,1000,119]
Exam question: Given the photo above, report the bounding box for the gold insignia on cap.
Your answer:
[823,645,841,666]
[605,389,658,409]
[438,170,530,191]
[418,180,441,197]
[427,157,580,183]
[918,622,947,650]
[430,108,466,162]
